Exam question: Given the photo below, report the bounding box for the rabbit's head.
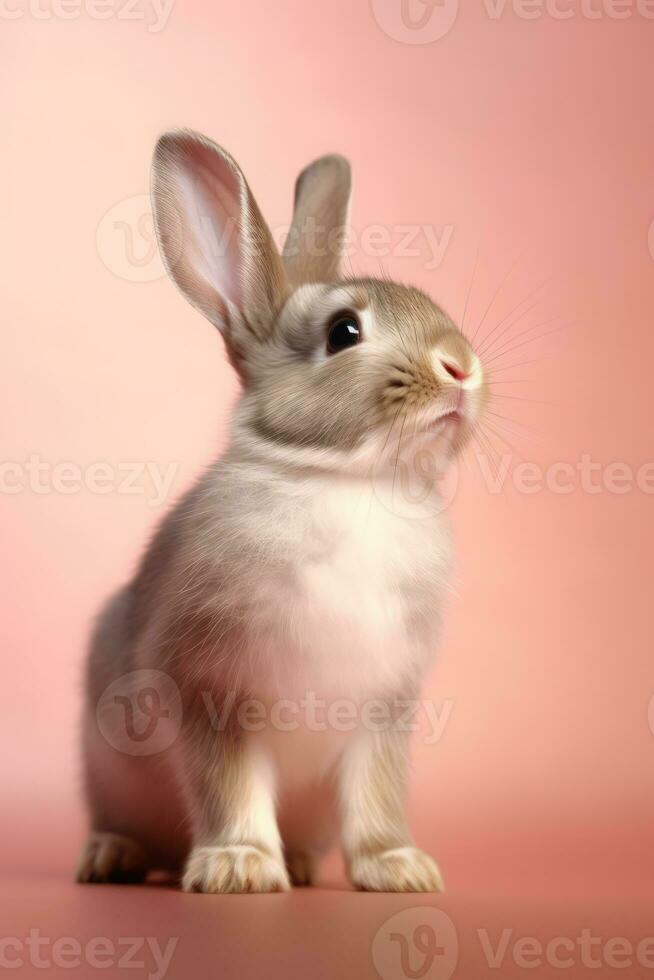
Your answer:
[152,131,485,473]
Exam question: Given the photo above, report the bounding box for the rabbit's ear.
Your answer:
[283,154,352,285]
[152,131,288,368]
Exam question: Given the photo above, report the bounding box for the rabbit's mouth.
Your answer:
[417,409,461,434]
[435,410,460,425]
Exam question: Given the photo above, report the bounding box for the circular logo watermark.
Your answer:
[372,906,459,980]
[372,434,459,520]
[96,669,182,756]
[96,194,167,283]
[371,0,459,44]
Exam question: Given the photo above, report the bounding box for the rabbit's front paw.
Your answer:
[182,845,290,894]
[76,832,147,884]
[349,846,444,893]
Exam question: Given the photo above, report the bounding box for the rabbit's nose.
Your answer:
[440,358,470,382]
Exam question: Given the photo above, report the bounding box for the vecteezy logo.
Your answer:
[115,686,169,743]
[371,0,459,44]
[96,669,182,756]
[372,907,459,980]
[371,432,459,520]
[96,194,169,283]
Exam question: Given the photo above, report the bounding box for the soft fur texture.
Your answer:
[77,130,486,893]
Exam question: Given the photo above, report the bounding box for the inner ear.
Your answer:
[173,139,243,313]
[152,130,289,353]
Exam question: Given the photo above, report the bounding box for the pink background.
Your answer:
[1,1,653,976]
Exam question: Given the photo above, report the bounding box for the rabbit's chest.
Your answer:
[251,479,451,700]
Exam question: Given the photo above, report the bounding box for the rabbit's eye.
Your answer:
[326,314,361,355]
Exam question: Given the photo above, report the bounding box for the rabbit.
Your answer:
[76,130,486,894]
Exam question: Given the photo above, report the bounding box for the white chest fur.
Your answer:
[241,474,452,704]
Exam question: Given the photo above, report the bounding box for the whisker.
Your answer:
[460,244,480,336]
[471,424,501,473]
[479,417,526,462]
[485,358,543,374]
[470,256,520,346]
[489,390,548,402]
[392,407,409,506]
[379,401,406,464]
[472,426,511,488]
[477,299,541,359]
[476,272,554,357]
[483,314,562,362]
[485,409,534,439]
[484,320,574,368]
